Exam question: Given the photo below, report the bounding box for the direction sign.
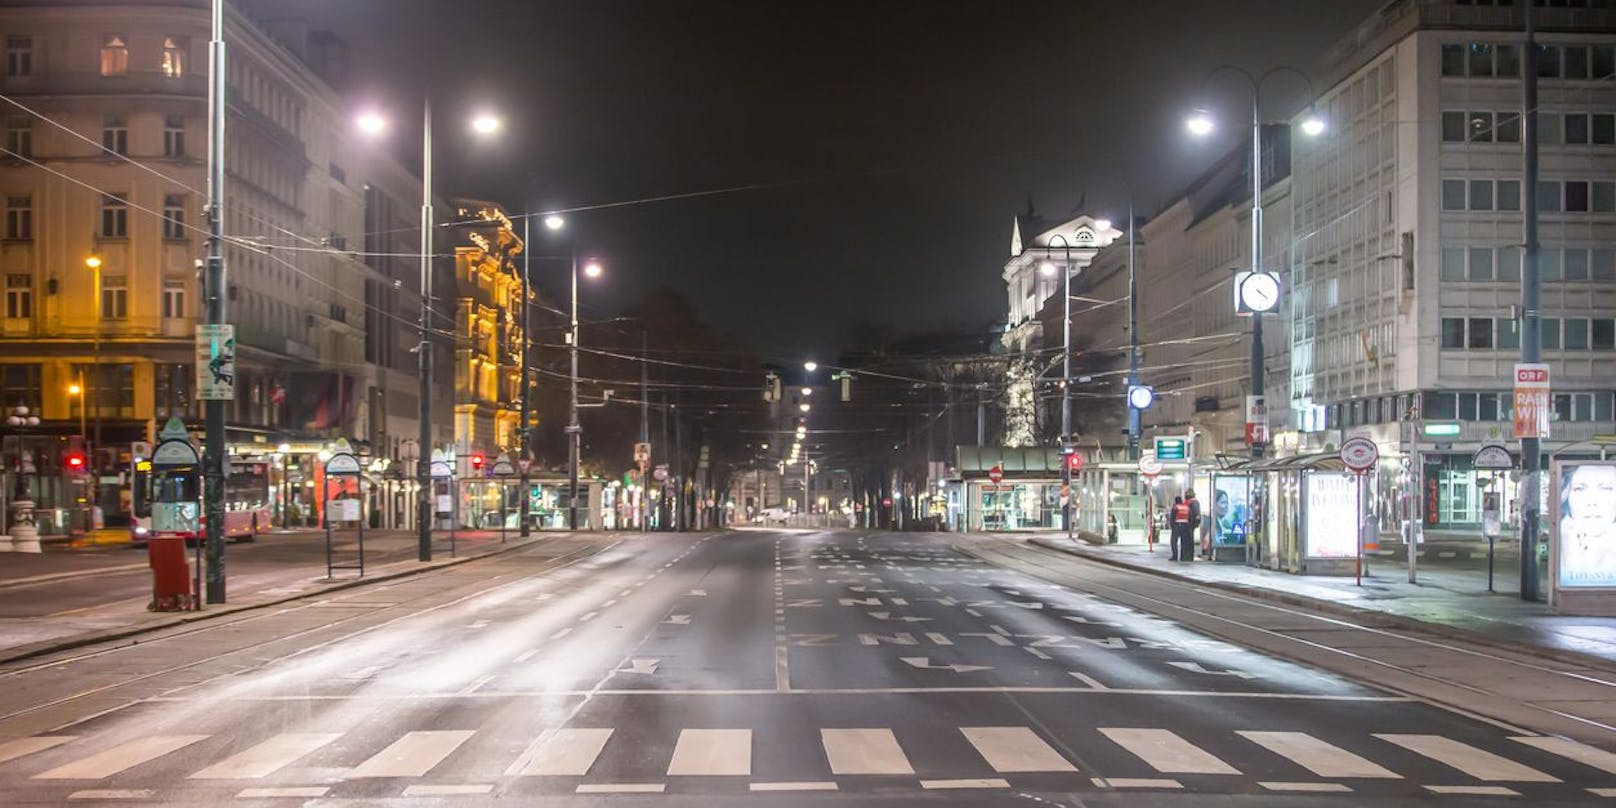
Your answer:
[1339,436,1379,473]
[1473,443,1515,470]
[1138,451,1163,477]
[988,464,1003,484]
[1153,436,1188,461]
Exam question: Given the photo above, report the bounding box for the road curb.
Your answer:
[0,533,589,667]
[1017,536,1616,674]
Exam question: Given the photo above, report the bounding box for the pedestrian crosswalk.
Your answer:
[5,724,1616,797]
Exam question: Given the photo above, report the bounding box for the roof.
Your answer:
[1220,451,1346,472]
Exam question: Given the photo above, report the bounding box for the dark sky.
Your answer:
[246,0,1383,360]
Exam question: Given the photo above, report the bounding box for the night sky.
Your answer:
[246,0,1383,360]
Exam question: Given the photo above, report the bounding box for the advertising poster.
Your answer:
[1556,461,1616,589]
[1211,475,1251,546]
[1305,472,1357,558]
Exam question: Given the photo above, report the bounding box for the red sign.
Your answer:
[988,465,1003,484]
[1512,363,1551,439]
[881,497,893,507]
[1066,453,1083,472]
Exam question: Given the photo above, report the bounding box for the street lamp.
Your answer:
[356,103,502,560]
[538,214,606,532]
[803,360,818,373]
[5,405,40,548]
[83,251,102,475]
[1187,65,1320,460]
[1045,233,1075,540]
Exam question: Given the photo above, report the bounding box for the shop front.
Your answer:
[955,446,1063,533]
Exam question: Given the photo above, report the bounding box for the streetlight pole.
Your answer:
[567,252,581,532]
[1127,199,1141,460]
[519,214,532,538]
[415,100,434,561]
[202,0,228,602]
[1042,235,1073,538]
[1520,2,1542,601]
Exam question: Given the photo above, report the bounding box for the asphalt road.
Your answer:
[0,529,1613,806]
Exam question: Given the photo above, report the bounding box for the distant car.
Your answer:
[755,507,789,525]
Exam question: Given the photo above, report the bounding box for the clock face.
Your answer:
[1241,273,1281,312]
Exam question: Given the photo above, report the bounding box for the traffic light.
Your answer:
[1066,452,1083,472]
[470,453,485,474]
[64,450,87,474]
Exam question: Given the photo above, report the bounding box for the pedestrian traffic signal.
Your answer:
[64,451,86,473]
[1066,452,1084,472]
[470,453,485,473]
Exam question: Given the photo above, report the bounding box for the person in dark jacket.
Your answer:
[1182,489,1202,562]
[1170,495,1189,561]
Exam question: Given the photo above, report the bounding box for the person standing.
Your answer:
[1170,495,1190,561]
[1183,489,1202,562]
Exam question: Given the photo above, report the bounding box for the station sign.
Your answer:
[1153,437,1188,462]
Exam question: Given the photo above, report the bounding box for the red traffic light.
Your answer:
[65,452,86,471]
[1066,453,1084,471]
[470,454,485,470]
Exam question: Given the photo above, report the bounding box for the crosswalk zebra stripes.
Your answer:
[4,725,1615,797]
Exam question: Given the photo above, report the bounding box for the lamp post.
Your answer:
[539,214,603,531]
[356,106,500,561]
[1040,234,1074,538]
[5,405,40,550]
[83,252,101,475]
[1187,65,1323,460]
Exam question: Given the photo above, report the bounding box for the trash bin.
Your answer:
[148,535,194,611]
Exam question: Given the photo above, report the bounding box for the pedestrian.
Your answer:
[1169,495,1186,561]
[1183,489,1201,562]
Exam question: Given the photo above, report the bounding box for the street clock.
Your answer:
[1239,272,1281,313]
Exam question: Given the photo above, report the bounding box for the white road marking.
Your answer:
[1260,781,1352,792]
[1424,785,1521,796]
[921,778,1010,789]
[1024,646,1053,660]
[961,727,1077,773]
[550,627,572,640]
[1094,777,1183,789]
[688,589,707,596]
[468,620,490,629]
[1100,728,1240,775]
[1238,731,1400,779]
[578,611,599,622]
[190,733,341,779]
[343,666,383,680]
[1167,661,1263,679]
[506,728,613,776]
[34,735,210,780]
[0,736,75,764]
[236,786,330,798]
[512,649,539,663]
[576,783,665,793]
[750,781,837,791]
[402,784,493,795]
[67,790,154,800]
[1514,736,1616,774]
[1068,672,1108,689]
[349,730,473,778]
[621,658,661,675]
[1588,787,1616,796]
[458,675,495,695]
[667,729,752,776]
[663,614,692,625]
[900,657,992,673]
[821,728,914,775]
[964,608,983,617]
[1374,734,1559,782]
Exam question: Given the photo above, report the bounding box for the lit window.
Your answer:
[99,34,128,77]
[161,36,184,78]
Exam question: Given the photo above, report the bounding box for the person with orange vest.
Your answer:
[1172,494,1194,562]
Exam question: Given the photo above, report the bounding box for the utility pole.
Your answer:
[518,215,532,538]
[202,0,228,603]
[415,100,435,562]
[1248,94,1266,461]
[1127,200,1141,460]
[673,395,683,531]
[1520,2,1542,601]
[567,253,581,531]
[640,328,650,531]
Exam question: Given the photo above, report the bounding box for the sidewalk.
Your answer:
[0,529,595,664]
[1017,534,1616,668]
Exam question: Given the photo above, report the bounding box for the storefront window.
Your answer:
[980,482,1059,530]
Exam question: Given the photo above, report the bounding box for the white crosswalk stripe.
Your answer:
[349,731,473,778]
[820,728,914,775]
[961,727,1076,773]
[1237,731,1400,779]
[32,736,210,780]
[1099,728,1240,775]
[1374,734,1560,783]
[0,736,76,765]
[1513,736,1616,775]
[667,729,751,776]
[505,728,613,776]
[189,733,341,779]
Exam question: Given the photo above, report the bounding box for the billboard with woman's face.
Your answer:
[1555,461,1616,589]
[1211,475,1251,546]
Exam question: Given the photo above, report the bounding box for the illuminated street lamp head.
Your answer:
[84,254,102,269]
[800,387,812,396]
[1300,113,1327,137]
[1093,218,1113,232]
[803,360,818,373]
[470,113,501,135]
[1039,261,1056,277]
[67,382,82,396]
[799,403,811,413]
[1186,109,1215,137]
[355,111,387,136]
[582,259,603,279]
[544,214,565,231]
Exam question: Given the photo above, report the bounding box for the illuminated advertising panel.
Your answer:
[1305,472,1357,558]
[1556,461,1616,589]
[1211,475,1250,546]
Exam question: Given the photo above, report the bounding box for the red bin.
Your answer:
[148,535,195,611]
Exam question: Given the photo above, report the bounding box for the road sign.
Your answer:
[1473,443,1515,470]
[195,324,236,400]
[1153,436,1187,461]
[988,464,1003,484]
[1138,451,1163,477]
[1513,363,1551,439]
[633,442,651,463]
[1245,395,1269,446]
[1339,436,1379,472]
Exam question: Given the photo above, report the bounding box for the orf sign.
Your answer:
[1513,363,1551,439]
[1245,395,1269,446]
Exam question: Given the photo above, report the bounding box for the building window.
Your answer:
[1594,248,1616,281]
[5,35,31,77]
[163,115,184,157]
[160,36,184,78]
[100,193,127,237]
[1593,319,1616,351]
[5,194,31,239]
[101,115,127,156]
[1498,44,1520,78]
[1498,317,1520,350]
[99,34,128,77]
[1441,247,1465,281]
[1479,393,1501,422]
[162,194,185,239]
[1593,181,1615,213]
[161,279,185,319]
[1499,246,1521,281]
[1442,180,1467,211]
[1441,317,1466,349]
[1497,180,1520,211]
[1566,180,1590,212]
[75,363,135,418]
[1538,44,1561,79]
[0,363,41,410]
[4,273,30,319]
[1441,44,1466,77]
[1441,111,1466,142]
[1497,112,1522,143]
[1468,247,1494,281]
[100,274,127,319]
[1541,317,1561,350]
[1565,318,1590,350]
[5,115,30,157]
[1566,44,1590,80]
[1468,43,1496,77]
[1467,317,1494,349]
[1541,248,1563,282]
[1469,179,1494,211]
[1469,111,1494,142]
[1566,248,1590,281]
[1566,113,1590,145]
[1538,180,1562,213]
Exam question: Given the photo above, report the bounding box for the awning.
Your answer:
[1220,451,1346,472]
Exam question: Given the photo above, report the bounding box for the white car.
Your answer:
[754,507,790,525]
